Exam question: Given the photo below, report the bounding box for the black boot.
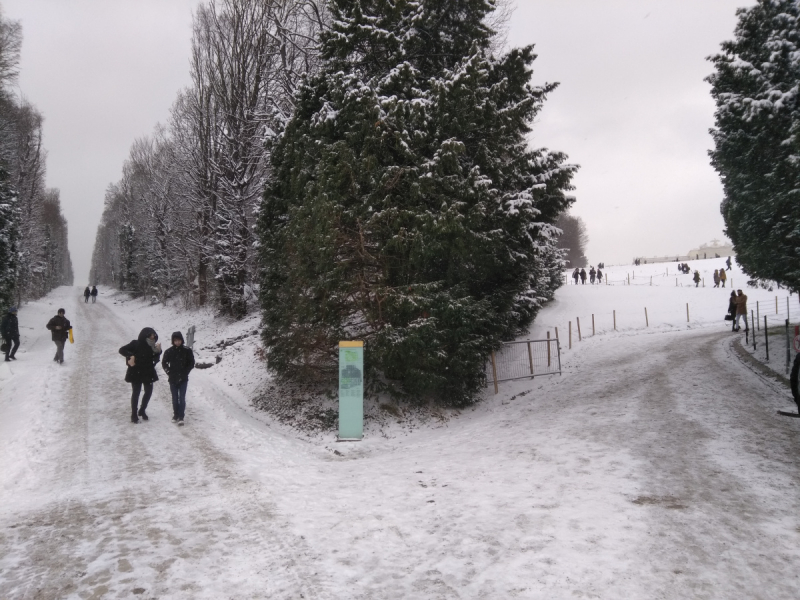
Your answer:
[138,409,148,421]
[131,415,139,424]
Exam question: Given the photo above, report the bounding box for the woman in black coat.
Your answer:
[727,291,738,331]
[119,327,162,423]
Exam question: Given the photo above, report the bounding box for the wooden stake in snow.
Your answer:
[757,301,760,330]
[577,317,582,341]
[592,314,595,336]
[645,307,649,327]
[569,321,572,349]
[650,276,652,286]
[555,326,559,340]
[547,331,551,367]
[613,310,617,331]
[686,303,690,323]
[490,351,499,395]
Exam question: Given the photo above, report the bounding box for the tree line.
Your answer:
[0,6,74,313]
[91,0,578,405]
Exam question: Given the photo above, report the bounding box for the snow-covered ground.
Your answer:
[1,260,800,599]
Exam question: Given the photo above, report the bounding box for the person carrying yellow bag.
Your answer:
[46,308,72,365]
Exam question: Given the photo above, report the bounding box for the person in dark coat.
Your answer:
[596,268,603,283]
[791,353,800,415]
[589,267,596,284]
[46,308,72,364]
[1,306,20,361]
[693,270,701,287]
[119,327,162,423]
[579,268,587,284]
[726,256,732,271]
[572,268,579,285]
[90,286,98,303]
[83,287,91,303]
[727,291,737,331]
[162,331,195,425]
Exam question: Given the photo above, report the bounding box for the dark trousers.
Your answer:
[4,336,19,360]
[169,380,188,419]
[131,382,153,417]
[84,295,89,303]
[53,339,65,362]
[91,296,96,303]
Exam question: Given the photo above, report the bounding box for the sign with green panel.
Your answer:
[338,341,364,440]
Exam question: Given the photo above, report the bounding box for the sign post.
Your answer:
[338,341,364,441]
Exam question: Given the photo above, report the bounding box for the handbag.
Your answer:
[0,340,8,353]
[724,314,733,321]
[69,328,74,344]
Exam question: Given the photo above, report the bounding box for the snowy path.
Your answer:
[1,288,800,599]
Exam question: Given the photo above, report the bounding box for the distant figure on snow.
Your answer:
[119,328,162,424]
[1,306,19,362]
[83,286,91,303]
[734,289,748,332]
[162,331,195,426]
[596,268,603,283]
[90,286,98,303]
[46,308,72,364]
[572,268,580,285]
[719,268,727,288]
[580,268,587,285]
[726,256,732,271]
[589,266,596,284]
[693,270,701,287]
[713,269,720,288]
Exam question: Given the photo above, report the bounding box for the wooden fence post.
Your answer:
[686,303,690,323]
[490,351,499,394]
[613,310,617,331]
[569,321,572,349]
[592,314,595,336]
[577,317,582,341]
[527,341,534,375]
[547,331,551,367]
[555,326,559,340]
[645,307,649,327]
[757,301,760,330]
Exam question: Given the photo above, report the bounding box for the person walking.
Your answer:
[572,268,580,285]
[727,291,738,331]
[713,269,720,288]
[83,286,91,303]
[119,328,162,424]
[693,270,701,287]
[589,266,596,284]
[734,289,748,332]
[719,268,727,288]
[580,268,587,285]
[46,308,72,364]
[162,331,195,425]
[596,268,603,284]
[791,352,800,415]
[1,306,19,362]
[90,286,98,303]
[726,256,732,271]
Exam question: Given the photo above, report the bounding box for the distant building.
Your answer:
[686,239,734,260]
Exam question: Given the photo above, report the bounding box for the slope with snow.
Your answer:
[0,268,799,599]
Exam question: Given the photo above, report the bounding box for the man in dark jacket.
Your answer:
[90,286,98,303]
[791,353,800,415]
[46,308,72,364]
[162,331,195,425]
[579,268,587,284]
[119,327,162,423]
[83,287,91,303]
[1,306,20,361]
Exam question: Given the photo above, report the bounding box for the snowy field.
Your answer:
[1,259,800,599]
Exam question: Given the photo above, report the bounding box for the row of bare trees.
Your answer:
[90,0,325,316]
[0,6,73,312]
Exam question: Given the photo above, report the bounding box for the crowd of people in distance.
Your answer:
[571,266,603,285]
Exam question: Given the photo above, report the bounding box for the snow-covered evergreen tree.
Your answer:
[0,162,17,311]
[259,0,577,404]
[708,0,800,291]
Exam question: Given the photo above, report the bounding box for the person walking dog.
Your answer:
[1,306,19,361]
[162,331,195,426]
[46,308,72,364]
[119,328,162,423]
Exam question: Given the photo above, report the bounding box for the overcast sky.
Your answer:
[4,0,755,283]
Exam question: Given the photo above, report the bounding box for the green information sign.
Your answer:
[338,341,364,440]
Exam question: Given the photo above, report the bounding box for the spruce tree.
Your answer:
[708,0,800,290]
[259,0,577,404]
[0,163,18,311]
